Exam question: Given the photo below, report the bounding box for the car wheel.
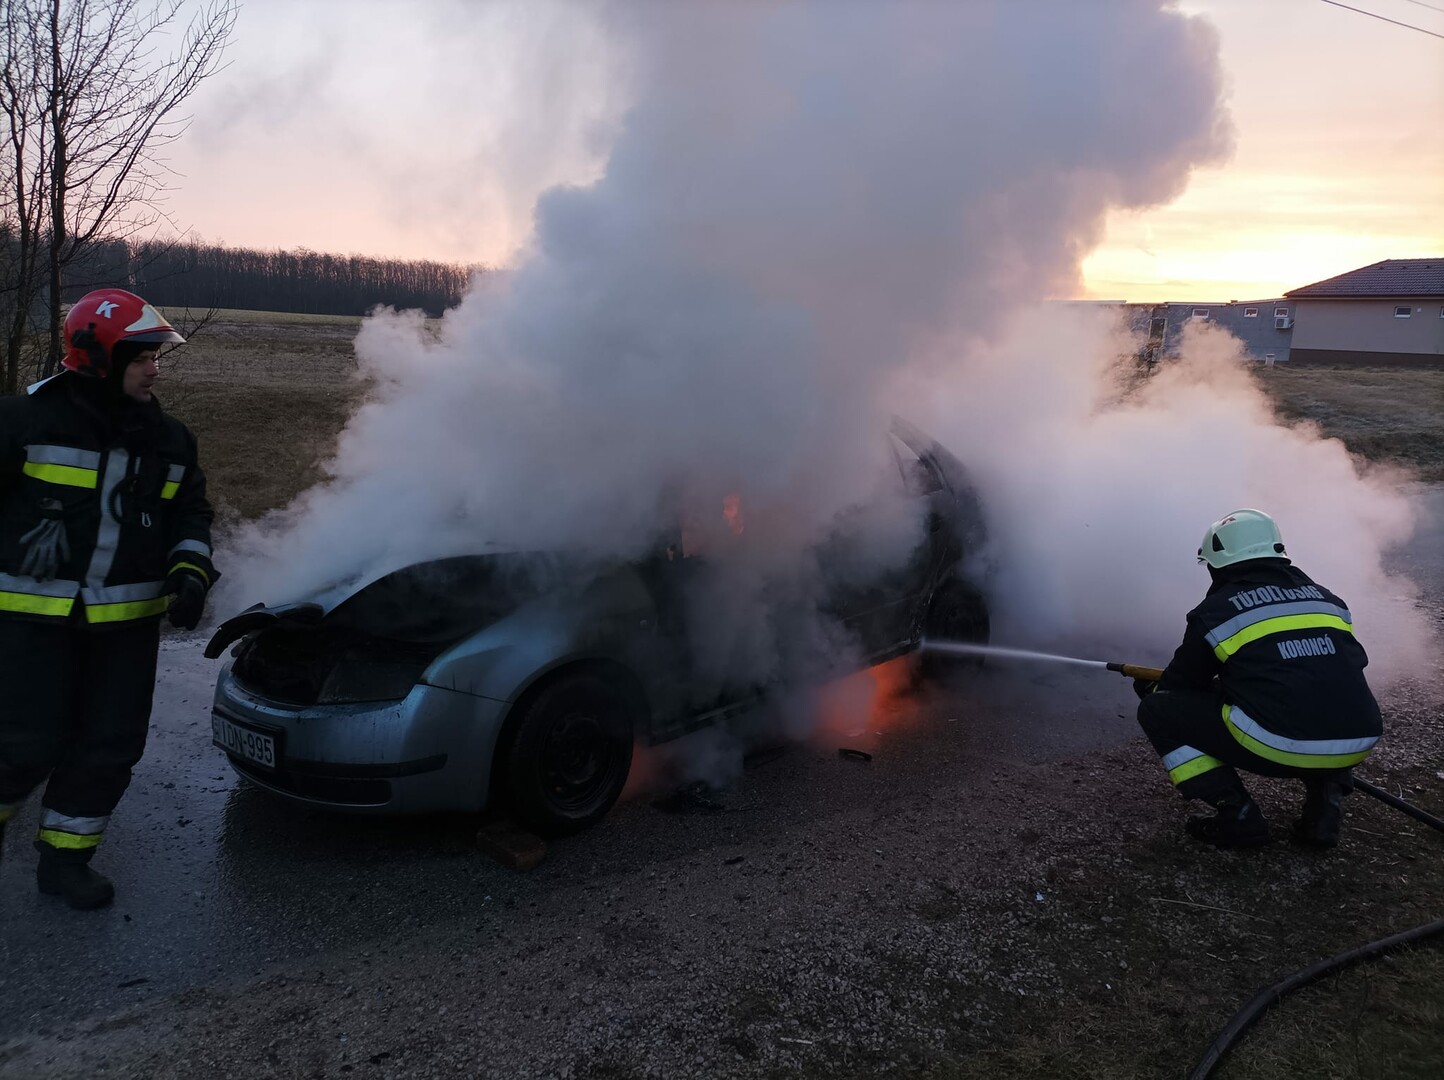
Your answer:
[502,672,635,837]
[918,580,990,681]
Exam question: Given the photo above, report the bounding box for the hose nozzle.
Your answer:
[1106,662,1165,682]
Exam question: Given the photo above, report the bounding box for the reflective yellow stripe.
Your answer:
[0,806,19,825]
[1169,755,1225,785]
[1212,614,1354,661]
[22,461,98,488]
[1224,714,1373,769]
[84,596,171,624]
[0,591,75,617]
[37,829,104,850]
[170,561,211,585]
[160,464,185,498]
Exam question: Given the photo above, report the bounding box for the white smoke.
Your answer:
[909,310,1435,684]
[218,1,1442,707]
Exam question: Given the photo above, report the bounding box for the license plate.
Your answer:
[212,713,278,769]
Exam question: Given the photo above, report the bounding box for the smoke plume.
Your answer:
[910,310,1434,683]
[219,2,1432,698]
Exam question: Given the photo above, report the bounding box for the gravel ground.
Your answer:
[1,665,1441,1079]
[2,484,1440,1080]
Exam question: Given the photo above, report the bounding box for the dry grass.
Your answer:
[178,307,365,328]
[1222,949,1444,1080]
[1258,366,1444,481]
[157,312,367,521]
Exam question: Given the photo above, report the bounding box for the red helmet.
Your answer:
[62,288,185,377]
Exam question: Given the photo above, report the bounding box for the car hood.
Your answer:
[204,551,575,658]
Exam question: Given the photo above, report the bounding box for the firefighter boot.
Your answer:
[1181,768,1270,849]
[35,843,115,910]
[1293,773,1352,850]
[1185,798,1270,848]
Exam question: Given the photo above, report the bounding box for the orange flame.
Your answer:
[811,656,920,751]
[621,741,664,802]
[620,657,925,804]
[723,492,745,535]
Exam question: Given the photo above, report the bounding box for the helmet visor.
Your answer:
[124,328,187,345]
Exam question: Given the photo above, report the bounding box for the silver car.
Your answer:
[206,419,990,836]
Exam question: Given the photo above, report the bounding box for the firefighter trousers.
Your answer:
[0,616,159,858]
[1137,688,1354,805]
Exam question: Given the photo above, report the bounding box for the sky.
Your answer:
[158,0,1444,305]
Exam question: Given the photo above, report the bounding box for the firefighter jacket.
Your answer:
[1158,558,1380,770]
[0,372,216,626]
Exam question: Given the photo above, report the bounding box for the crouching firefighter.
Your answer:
[0,289,218,909]
[1136,509,1380,850]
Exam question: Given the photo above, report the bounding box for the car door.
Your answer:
[633,512,772,744]
[815,431,955,661]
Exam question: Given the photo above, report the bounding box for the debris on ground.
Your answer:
[474,819,548,871]
[651,781,730,814]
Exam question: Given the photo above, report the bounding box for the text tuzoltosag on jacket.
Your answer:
[1158,557,1381,770]
[0,372,216,626]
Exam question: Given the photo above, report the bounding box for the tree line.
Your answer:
[2,227,482,389]
[83,237,483,318]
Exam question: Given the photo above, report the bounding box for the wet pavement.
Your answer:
[1,483,1440,1038]
[0,654,1136,1036]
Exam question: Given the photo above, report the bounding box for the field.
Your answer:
[161,309,366,520]
[1258,365,1444,482]
[63,315,1444,1079]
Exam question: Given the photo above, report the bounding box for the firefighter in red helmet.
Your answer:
[0,288,218,909]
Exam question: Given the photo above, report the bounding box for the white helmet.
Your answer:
[1197,509,1288,568]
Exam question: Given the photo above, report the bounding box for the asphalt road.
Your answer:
[1,483,1440,1040]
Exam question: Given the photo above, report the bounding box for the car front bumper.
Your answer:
[211,663,509,814]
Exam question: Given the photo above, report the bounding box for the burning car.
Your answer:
[205,418,990,836]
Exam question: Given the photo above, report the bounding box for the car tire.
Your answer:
[917,579,990,682]
[502,672,635,837]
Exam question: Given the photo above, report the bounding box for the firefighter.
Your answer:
[0,288,218,909]
[1137,509,1380,850]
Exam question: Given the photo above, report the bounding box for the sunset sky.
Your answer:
[163,0,1444,305]
[1085,0,1444,302]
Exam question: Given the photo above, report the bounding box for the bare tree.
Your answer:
[1,1,51,393]
[0,0,236,393]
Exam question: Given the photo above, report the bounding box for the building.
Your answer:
[1120,299,1294,365]
[1285,258,1444,366]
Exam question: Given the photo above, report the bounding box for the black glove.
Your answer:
[18,499,70,581]
[166,570,207,630]
[1132,679,1159,700]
